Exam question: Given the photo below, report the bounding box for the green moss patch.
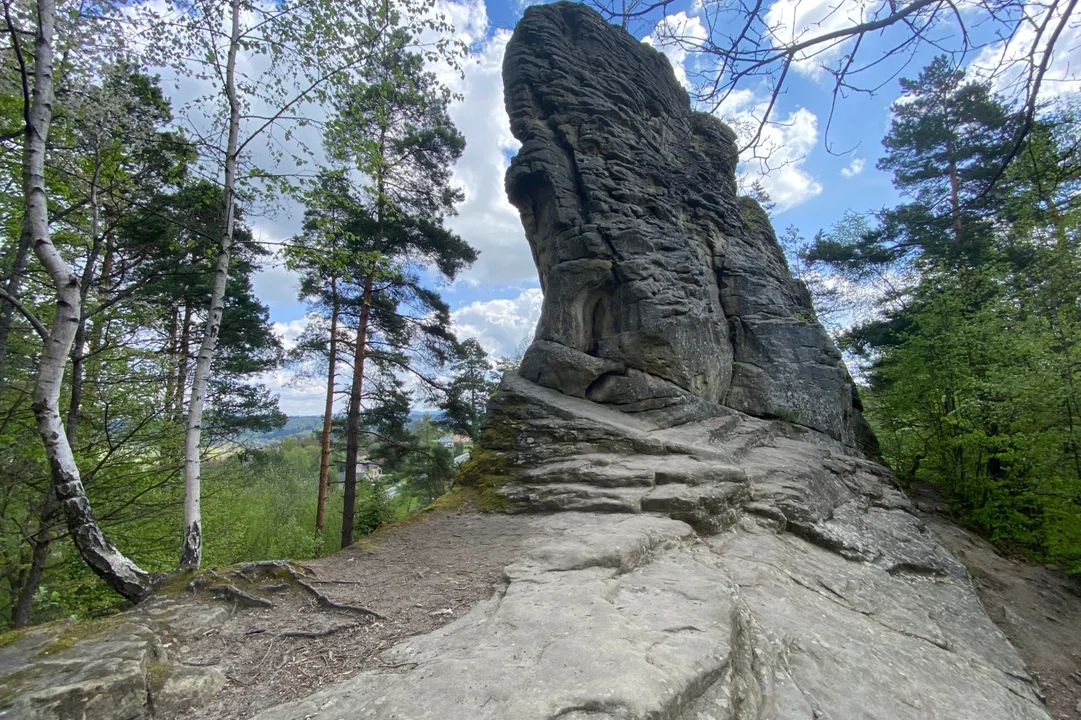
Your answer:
[454,445,515,512]
[34,615,125,658]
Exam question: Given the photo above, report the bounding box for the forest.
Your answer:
[0,0,499,630]
[1,0,1078,635]
[789,60,1081,574]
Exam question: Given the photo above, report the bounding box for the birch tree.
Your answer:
[9,0,153,600]
[145,0,463,569]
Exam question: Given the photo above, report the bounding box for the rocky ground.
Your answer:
[0,502,542,720]
[207,502,1081,720]
[3,493,1079,719]
[171,504,539,719]
[912,483,1081,719]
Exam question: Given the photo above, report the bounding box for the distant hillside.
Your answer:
[249,411,444,444]
[249,415,323,442]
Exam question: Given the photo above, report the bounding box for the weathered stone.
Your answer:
[0,601,228,720]
[254,511,1047,720]
[504,1,868,446]
[147,662,225,717]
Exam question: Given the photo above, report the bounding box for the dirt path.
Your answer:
[913,483,1081,719]
[168,507,540,720]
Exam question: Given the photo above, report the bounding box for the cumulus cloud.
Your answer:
[643,12,708,88]
[840,156,865,178]
[255,368,327,415]
[641,15,822,211]
[452,288,543,359]
[443,30,536,287]
[270,318,310,352]
[716,90,823,210]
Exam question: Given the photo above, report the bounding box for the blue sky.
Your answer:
[228,0,1079,413]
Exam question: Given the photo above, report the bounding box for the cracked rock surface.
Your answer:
[257,373,1049,719]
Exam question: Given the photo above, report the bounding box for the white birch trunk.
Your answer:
[26,0,149,600]
[179,0,242,569]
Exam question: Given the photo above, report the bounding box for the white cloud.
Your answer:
[452,288,543,359]
[969,0,1081,103]
[256,368,327,415]
[840,156,865,178]
[641,13,822,211]
[643,12,708,88]
[443,29,536,286]
[718,91,823,210]
[270,318,310,352]
[763,0,881,79]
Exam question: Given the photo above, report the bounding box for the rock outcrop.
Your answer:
[0,599,226,719]
[505,2,868,447]
[254,4,1052,720]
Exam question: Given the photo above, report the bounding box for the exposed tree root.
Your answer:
[183,560,387,620]
[207,584,274,608]
[294,577,388,620]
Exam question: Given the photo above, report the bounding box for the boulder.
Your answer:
[0,600,228,720]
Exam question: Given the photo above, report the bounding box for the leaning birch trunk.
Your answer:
[26,0,149,601]
[179,0,242,569]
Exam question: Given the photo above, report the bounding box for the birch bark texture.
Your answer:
[179,0,242,571]
[25,0,150,600]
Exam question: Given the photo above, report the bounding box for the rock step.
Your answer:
[521,456,656,488]
[502,483,647,514]
[520,453,749,491]
[501,479,755,536]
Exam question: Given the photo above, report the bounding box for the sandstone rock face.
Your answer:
[0,600,227,720]
[257,375,1050,720]
[505,2,865,446]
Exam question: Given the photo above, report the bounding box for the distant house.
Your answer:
[438,434,473,448]
[337,459,382,483]
[453,452,470,467]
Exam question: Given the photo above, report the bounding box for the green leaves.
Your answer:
[806,58,1081,573]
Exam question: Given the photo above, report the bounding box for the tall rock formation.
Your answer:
[255,4,1051,719]
[505,3,868,446]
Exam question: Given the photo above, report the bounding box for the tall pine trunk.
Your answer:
[180,0,242,569]
[341,272,374,550]
[316,281,339,533]
[340,126,386,550]
[26,0,149,601]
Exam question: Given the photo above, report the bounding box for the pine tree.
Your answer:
[441,339,498,441]
[322,24,477,549]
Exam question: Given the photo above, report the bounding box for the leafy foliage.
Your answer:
[805,59,1081,572]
